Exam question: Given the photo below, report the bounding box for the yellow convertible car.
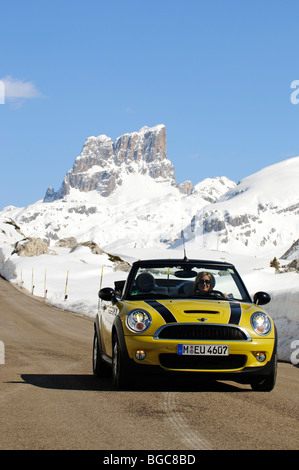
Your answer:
[93,258,277,391]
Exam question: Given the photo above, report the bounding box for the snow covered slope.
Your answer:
[1,172,234,252]
[180,156,299,258]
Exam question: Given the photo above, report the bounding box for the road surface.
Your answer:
[0,276,298,450]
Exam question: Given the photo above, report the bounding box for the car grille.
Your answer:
[155,324,248,341]
[159,354,247,370]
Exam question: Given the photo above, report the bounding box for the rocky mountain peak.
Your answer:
[44,124,190,201]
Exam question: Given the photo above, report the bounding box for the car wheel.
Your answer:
[112,333,131,389]
[92,329,111,378]
[251,352,277,392]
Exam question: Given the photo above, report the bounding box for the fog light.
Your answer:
[256,352,266,362]
[135,350,146,360]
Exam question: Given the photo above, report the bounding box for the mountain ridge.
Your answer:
[1,125,299,260]
[180,155,299,258]
[44,124,193,201]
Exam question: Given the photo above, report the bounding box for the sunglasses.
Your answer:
[199,279,211,285]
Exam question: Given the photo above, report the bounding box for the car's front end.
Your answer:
[119,298,276,380]
[95,259,277,391]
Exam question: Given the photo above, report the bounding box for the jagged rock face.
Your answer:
[44,125,182,200]
[63,135,115,196]
[281,239,299,260]
[113,125,167,166]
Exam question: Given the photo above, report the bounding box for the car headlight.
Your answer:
[126,309,152,333]
[250,312,271,335]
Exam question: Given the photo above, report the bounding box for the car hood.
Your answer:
[120,298,271,336]
[143,299,250,325]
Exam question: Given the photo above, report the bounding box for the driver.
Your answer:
[194,272,214,295]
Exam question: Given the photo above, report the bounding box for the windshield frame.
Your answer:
[122,259,252,303]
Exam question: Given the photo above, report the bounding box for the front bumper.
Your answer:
[124,334,275,374]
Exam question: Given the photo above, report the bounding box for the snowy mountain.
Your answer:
[44,124,191,200]
[1,124,235,252]
[181,156,299,259]
[0,124,298,260]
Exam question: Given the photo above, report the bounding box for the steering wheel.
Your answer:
[209,290,225,299]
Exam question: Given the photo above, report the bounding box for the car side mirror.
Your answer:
[98,287,116,302]
[253,291,271,306]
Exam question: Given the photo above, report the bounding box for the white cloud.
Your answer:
[0,76,44,106]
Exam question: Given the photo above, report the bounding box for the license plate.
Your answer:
[177,344,229,356]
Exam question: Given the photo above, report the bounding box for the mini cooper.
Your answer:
[93,258,277,391]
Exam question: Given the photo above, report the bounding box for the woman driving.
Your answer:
[193,271,214,295]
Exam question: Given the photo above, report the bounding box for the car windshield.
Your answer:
[125,262,250,302]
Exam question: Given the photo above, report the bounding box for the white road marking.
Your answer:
[163,392,212,450]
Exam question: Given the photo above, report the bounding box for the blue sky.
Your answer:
[1,0,299,209]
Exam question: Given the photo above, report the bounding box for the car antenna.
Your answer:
[181,230,189,261]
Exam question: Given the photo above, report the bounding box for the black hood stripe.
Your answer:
[145,300,177,323]
[228,302,242,325]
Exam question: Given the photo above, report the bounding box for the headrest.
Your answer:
[135,272,155,292]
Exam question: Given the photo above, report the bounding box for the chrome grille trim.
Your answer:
[153,323,251,341]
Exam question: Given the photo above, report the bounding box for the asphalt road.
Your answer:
[0,276,298,451]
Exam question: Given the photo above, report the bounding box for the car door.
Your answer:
[99,299,118,358]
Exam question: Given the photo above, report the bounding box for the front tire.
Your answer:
[112,333,131,389]
[92,329,110,378]
[251,352,277,392]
